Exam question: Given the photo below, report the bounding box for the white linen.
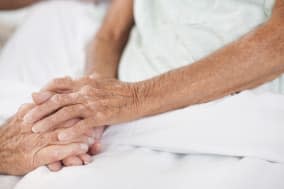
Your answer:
[13,91,284,189]
[0,0,283,189]
[102,91,284,163]
[119,0,284,93]
[0,8,29,48]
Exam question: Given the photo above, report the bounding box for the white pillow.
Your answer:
[0,8,30,49]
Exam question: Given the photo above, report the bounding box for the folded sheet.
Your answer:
[102,91,284,163]
[13,91,284,189]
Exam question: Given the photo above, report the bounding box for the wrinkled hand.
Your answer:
[31,78,105,171]
[47,125,103,171]
[24,76,141,142]
[46,120,102,172]
[0,104,90,176]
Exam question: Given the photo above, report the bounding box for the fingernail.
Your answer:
[88,137,95,145]
[58,132,68,141]
[80,144,88,151]
[95,143,101,151]
[32,126,41,133]
[84,157,92,165]
[84,161,89,165]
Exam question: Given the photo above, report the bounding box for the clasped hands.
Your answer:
[28,75,141,171]
[0,75,141,175]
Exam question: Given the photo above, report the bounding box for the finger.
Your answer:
[93,126,105,140]
[23,92,79,126]
[79,154,92,165]
[57,118,98,141]
[43,131,93,146]
[18,104,36,132]
[85,128,97,137]
[17,103,35,118]
[58,118,81,129]
[62,156,83,166]
[37,143,89,166]
[32,91,54,105]
[32,105,85,133]
[42,76,74,92]
[47,161,62,172]
[58,119,95,146]
[89,142,101,155]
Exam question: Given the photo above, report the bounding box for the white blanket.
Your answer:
[14,92,284,189]
[0,1,283,189]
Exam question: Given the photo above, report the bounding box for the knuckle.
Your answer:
[66,106,78,116]
[51,94,69,104]
[81,102,95,113]
[49,77,72,89]
[43,133,58,145]
[61,106,73,116]
[77,104,88,114]
[80,85,94,96]
[71,92,81,102]
[51,94,62,103]
[18,103,34,117]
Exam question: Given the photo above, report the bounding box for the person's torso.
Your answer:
[119,0,282,93]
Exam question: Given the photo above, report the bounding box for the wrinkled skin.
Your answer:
[25,76,140,141]
[0,104,90,175]
[29,76,139,170]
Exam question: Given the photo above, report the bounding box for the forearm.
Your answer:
[85,33,130,78]
[0,0,41,10]
[85,0,134,78]
[137,10,284,117]
[0,124,7,174]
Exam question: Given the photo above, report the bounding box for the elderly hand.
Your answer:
[31,76,107,171]
[0,104,90,176]
[46,120,100,172]
[23,76,142,142]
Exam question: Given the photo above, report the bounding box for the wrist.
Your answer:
[131,79,162,118]
[132,70,191,118]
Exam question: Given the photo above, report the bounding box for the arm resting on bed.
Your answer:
[135,0,284,117]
